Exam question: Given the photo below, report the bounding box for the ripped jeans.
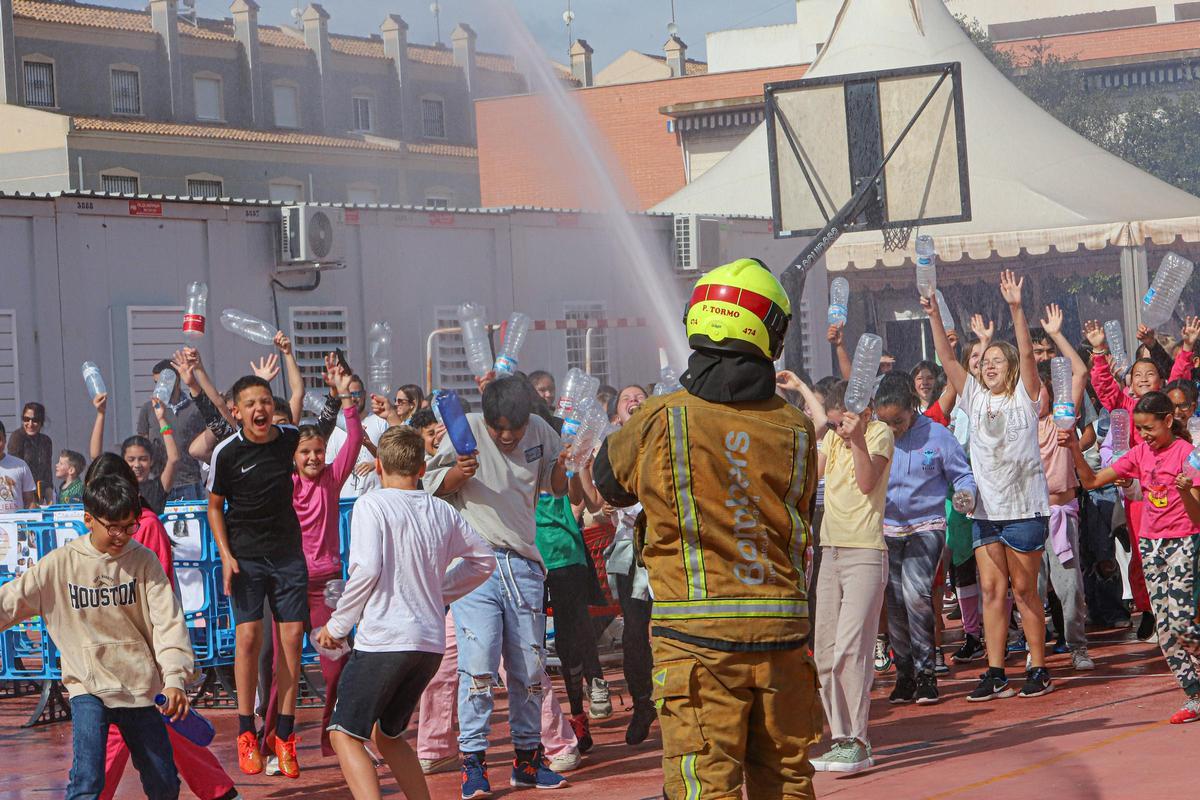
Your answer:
[451,548,548,754]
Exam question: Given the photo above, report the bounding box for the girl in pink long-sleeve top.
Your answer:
[260,362,364,764]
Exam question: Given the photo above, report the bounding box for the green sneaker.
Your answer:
[823,739,874,774]
[809,741,846,773]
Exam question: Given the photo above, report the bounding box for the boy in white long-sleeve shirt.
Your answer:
[317,426,493,800]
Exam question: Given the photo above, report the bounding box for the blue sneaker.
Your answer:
[511,747,568,790]
[461,753,492,799]
[1006,635,1027,659]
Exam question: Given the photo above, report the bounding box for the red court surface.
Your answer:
[1,623,1196,799]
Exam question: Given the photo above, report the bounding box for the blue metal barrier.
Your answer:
[0,499,358,683]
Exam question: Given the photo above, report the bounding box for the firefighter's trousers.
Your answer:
[651,634,823,799]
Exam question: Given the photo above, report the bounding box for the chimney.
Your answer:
[150,0,183,117]
[381,14,409,138]
[569,39,593,87]
[230,0,263,126]
[664,34,687,78]
[302,3,332,132]
[452,23,477,96]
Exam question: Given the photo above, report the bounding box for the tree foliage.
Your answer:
[959,16,1200,197]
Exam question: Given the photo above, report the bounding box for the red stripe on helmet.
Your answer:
[691,283,773,319]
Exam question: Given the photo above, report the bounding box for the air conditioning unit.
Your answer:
[279,205,346,265]
[673,214,722,273]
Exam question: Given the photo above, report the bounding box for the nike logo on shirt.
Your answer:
[240,464,257,473]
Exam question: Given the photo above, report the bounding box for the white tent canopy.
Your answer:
[652,0,1200,271]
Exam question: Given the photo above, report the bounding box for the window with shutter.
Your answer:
[273,84,299,128]
[434,305,482,402]
[0,311,20,429]
[126,307,188,429]
[289,307,348,389]
[422,98,445,138]
[194,76,222,121]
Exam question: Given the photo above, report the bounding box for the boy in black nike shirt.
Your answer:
[207,376,307,778]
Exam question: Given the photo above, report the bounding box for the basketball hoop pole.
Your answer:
[774,65,955,376]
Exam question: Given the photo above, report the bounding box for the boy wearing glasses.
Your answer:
[0,473,194,798]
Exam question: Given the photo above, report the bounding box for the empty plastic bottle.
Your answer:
[493,312,531,378]
[827,277,850,327]
[81,362,106,399]
[1109,408,1131,456]
[152,368,177,406]
[951,488,976,515]
[309,627,351,661]
[915,235,937,298]
[303,390,327,418]
[556,369,593,438]
[433,390,478,456]
[324,578,345,609]
[1141,251,1195,330]
[457,302,493,379]
[844,333,883,414]
[367,321,392,399]
[182,281,208,339]
[1103,320,1130,376]
[564,400,611,477]
[220,309,276,347]
[654,365,682,396]
[154,694,215,747]
[1050,356,1075,430]
[934,290,955,333]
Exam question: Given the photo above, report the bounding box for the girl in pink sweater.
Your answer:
[260,362,363,764]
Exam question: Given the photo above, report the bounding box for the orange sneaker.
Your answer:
[274,733,300,779]
[237,731,263,775]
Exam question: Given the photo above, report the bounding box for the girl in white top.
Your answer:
[927,270,1054,703]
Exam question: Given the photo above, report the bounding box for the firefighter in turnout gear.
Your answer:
[594,258,822,799]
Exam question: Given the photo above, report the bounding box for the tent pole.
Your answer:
[1119,244,1148,345]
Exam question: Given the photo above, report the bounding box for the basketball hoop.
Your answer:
[882,222,913,252]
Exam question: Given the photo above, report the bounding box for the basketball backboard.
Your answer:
[765,62,971,242]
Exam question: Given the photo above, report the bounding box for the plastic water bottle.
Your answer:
[309,627,351,660]
[654,365,682,396]
[182,281,208,339]
[1103,320,1130,376]
[493,312,531,378]
[565,400,610,477]
[1109,408,1131,456]
[951,488,975,515]
[1141,251,1195,330]
[303,390,327,417]
[844,333,883,414]
[367,321,392,399]
[457,303,493,379]
[1189,444,1200,471]
[433,390,478,455]
[827,277,849,326]
[935,290,955,333]
[915,235,937,298]
[556,370,594,439]
[324,579,345,609]
[81,362,106,399]
[1189,416,1200,444]
[154,694,215,747]
[220,309,276,347]
[152,368,177,405]
[1050,356,1075,430]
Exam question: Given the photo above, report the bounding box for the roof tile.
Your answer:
[997,20,1200,63]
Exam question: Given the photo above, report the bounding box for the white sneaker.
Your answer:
[588,678,613,719]
[419,754,459,775]
[548,746,582,773]
[1072,647,1096,671]
[264,755,280,777]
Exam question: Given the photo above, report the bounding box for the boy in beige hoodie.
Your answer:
[0,473,194,799]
